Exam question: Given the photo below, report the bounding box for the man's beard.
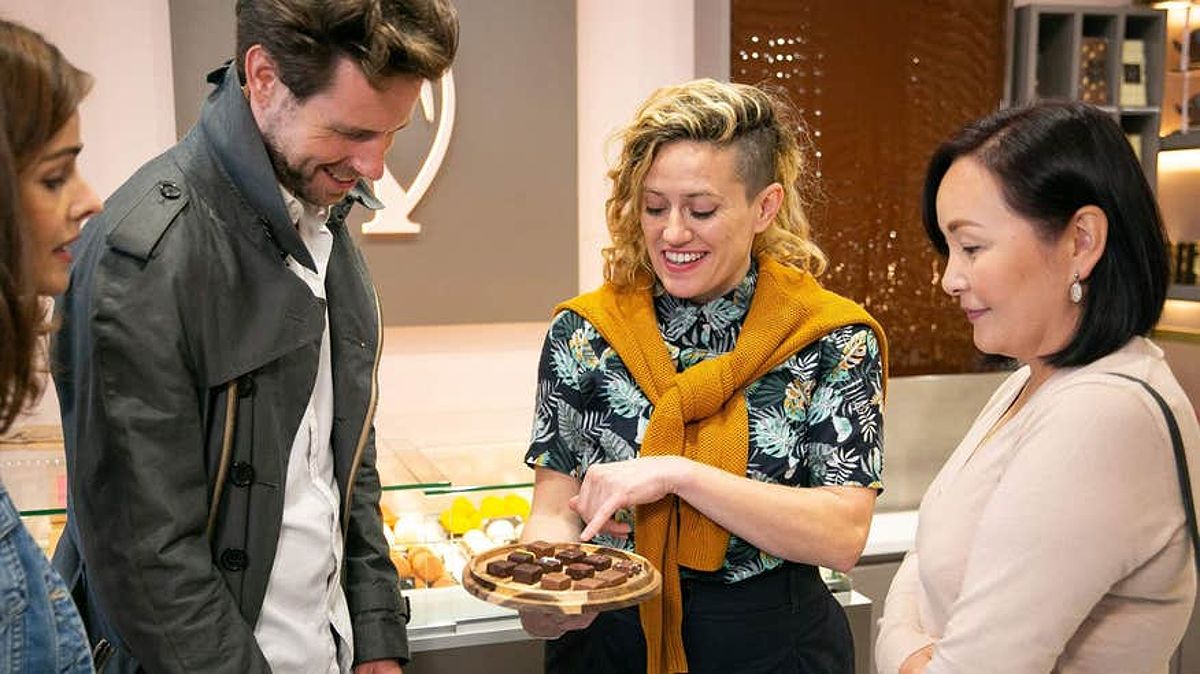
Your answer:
[261,132,324,206]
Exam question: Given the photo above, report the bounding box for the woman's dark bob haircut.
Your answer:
[922,101,1169,368]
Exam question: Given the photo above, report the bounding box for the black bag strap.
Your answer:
[1107,372,1200,572]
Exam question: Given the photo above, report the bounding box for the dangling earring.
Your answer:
[1069,271,1083,304]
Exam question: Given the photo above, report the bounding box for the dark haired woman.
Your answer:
[0,17,101,674]
[876,101,1200,673]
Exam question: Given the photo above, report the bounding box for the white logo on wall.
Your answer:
[362,70,455,235]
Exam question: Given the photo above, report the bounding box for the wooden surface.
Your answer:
[0,424,62,448]
[462,542,661,615]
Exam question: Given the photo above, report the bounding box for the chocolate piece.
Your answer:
[511,563,544,584]
[613,560,642,575]
[507,550,534,564]
[526,541,556,558]
[486,560,516,577]
[581,554,612,571]
[565,563,594,580]
[572,577,605,590]
[540,572,572,590]
[536,556,563,573]
[594,568,628,588]
[556,548,586,564]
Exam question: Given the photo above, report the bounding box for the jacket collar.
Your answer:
[199,62,384,270]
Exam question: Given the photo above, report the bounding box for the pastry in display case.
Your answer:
[373,437,539,596]
[379,488,533,592]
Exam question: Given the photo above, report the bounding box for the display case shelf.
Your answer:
[1162,129,1200,149]
[422,482,534,496]
[1,431,537,517]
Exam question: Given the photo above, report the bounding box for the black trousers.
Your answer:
[545,563,854,674]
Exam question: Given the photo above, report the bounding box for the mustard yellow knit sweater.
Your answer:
[559,255,888,673]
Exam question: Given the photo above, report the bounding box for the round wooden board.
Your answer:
[462,542,661,615]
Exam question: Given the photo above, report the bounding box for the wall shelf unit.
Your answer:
[1011,4,1167,186]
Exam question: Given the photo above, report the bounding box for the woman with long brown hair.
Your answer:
[0,98,38,431]
[0,17,101,672]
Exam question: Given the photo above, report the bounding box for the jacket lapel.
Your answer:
[199,62,315,272]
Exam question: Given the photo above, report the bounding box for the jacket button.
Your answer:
[219,548,248,572]
[229,461,255,487]
[237,374,255,398]
[158,180,182,200]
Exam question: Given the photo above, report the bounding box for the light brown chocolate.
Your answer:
[594,568,628,588]
[526,541,556,558]
[540,572,572,590]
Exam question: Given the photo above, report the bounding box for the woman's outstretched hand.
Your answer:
[569,456,688,541]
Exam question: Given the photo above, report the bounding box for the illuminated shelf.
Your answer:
[1161,130,1200,149]
[1168,283,1200,300]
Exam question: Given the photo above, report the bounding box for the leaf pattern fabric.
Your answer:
[525,262,884,582]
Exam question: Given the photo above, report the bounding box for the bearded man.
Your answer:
[52,2,458,672]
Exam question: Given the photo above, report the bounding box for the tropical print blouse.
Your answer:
[524,261,884,583]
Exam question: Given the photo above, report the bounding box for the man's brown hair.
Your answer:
[235,0,459,99]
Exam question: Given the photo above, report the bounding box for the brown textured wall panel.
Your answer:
[732,1,1008,375]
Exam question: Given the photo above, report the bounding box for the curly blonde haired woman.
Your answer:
[519,79,888,674]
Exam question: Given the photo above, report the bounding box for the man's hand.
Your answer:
[353,659,403,674]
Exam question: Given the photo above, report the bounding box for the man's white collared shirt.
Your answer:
[253,188,354,673]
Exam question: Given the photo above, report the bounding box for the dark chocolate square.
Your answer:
[486,559,516,577]
[507,550,534,564]
[536,556,563,573]
[556,548,586,564]
[511,562,544,584]
[582,554,612,571]
[565,563,594,580]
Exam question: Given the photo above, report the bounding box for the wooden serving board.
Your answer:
[462,541,661,615]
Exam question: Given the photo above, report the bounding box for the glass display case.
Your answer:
[0,425,870,657]
[0,424,542,648]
